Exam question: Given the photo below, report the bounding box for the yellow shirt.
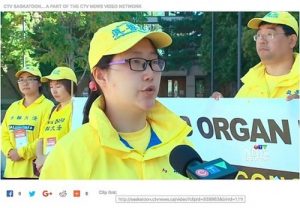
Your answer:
[40,96,192,179]
[265,72,288,95]
[40,102,73,155]
[119,121,151,154]
[236,53,299,98]
[1,95,54,178]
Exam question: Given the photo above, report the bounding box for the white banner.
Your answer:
[157,98,299,172]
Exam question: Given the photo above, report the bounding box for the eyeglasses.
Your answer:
[17,77,38,83]
[253,32,286,41]
[108,58,166,72]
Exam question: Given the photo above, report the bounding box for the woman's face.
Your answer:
[17,72,41,96]
[97,38,162,112]
[49,80,71,103]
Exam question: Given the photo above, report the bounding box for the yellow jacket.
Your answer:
[236,53,299,98]
[40,96,192,179]
[1,95,54,178]
[40,102,73,155]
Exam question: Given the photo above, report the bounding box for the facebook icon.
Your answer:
[6,190,14,197]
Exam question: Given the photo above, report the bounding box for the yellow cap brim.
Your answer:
[41,74,77,84]
[89,30,172,71]
[105,31,171,56]
[247,16,298,36]
[15,69,41,78]
[40,76,50,82]
[247,18,265,29]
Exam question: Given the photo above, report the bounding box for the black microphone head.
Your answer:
[169,145,203,177]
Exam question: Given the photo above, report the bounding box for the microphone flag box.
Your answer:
[187,158,238,179]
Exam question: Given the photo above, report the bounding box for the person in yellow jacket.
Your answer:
[34,67,78,175]
[212,12,299,100]
[1,66,54,178]
[40,21,192,179]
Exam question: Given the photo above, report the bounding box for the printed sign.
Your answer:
[158,98,299,179]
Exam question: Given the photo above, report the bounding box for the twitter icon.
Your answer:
[29,191,36,197]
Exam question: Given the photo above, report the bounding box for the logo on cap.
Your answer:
[52,68,61,75]
[112,22,148,40]
[265,12,279,18]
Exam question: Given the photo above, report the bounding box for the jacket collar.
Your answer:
[18,94,46,108]
[241,53,299,87]
[88,96,192,160]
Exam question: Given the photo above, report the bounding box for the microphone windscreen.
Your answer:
[169,145,203,177]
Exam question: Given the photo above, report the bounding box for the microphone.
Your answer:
[169,145,238,179]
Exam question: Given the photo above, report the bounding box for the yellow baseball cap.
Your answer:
[15,66,42,78]
[88,21,172,71]
[248,12,298,36]
[41,66,77,84]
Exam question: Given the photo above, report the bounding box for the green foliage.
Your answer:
[1,12,146,80]
[2,11,299,90]
[1,12,38,72]
[198,12,241,86]
[30,12,145,77]
[158,12,203,71]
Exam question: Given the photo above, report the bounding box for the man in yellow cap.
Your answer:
[40,21,192,179]
[212,12,299,100]
[1,66,54,178]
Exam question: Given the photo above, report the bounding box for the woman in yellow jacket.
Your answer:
[1,66,54,178]
[34,67,77,175]
[40,21,192,179]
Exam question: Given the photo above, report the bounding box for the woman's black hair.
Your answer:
[82,55,114,124]
[37,77,43,93]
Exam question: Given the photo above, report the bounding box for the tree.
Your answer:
[158,12,203,71]
[1,12,146,83]
[30,12,146,84]
[157,12,261,95]
[197,12,248,94]
[1,12,39,71]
